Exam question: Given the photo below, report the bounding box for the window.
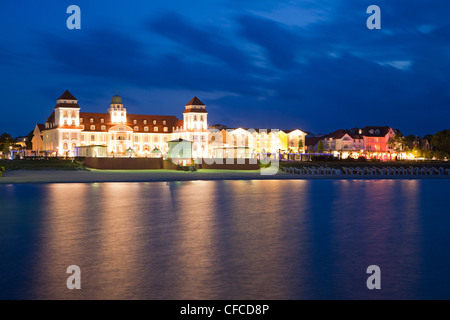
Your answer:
[134,136,139,143]
[91,135,95,141]
[71,132,77,139]
[101,135,106,142]
[81,125,85,130]
[154,126,158,132]
[134,126,139,131]
[144,136,149,143]
[153,136,158,143]
[101,125,106,131]
[163,137,168,142]
[63,143,68,150]
[118,135,126,141]
[153,120,156,125]
[101,118,104,123]
[81,135,85,142]
[143,120,147,125]
[64,120,68,126]
[90,118,94,123]
[144,126,149,132]
[163,127,168,132]
[71,120,75,126]
[163,120,166,125]
[133,120,137,124]
[63,132,69,140]
[90,125,95,130]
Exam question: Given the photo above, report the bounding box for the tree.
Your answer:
[388,133,406,153]
[0,133,14,153]
[26,130,34,149]
[298,139,303,153]
[317,140,324,153]
[431,130,450,155]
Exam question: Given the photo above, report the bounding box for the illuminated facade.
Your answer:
[36,90,306,158]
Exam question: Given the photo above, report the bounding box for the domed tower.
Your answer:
[108,94,127,124]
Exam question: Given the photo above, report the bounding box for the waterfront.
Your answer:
[0,179,449,299]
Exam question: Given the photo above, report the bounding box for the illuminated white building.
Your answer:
[36,90,306,159]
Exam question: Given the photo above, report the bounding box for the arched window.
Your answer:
[63,143,68,150]
[144,126,149,132]
[163,127,168,132]
[90,118,94,123]
[101,125,106,131]
[134,126,139,131]
[90,125,95,130]
[154,126,158,132]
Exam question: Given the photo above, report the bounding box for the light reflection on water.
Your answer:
[0,179,449,299]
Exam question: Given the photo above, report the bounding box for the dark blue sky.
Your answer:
[1,0,449,137]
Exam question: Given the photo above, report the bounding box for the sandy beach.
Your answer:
[0,169,449,184]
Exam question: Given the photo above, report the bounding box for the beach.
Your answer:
[0,169,449,184]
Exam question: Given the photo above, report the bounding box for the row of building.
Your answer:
[31,90,402,160]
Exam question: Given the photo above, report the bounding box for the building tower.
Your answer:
[183,97,208,158]
[54,90,80,127]
[183,96,207,130]
[109,94,127,124]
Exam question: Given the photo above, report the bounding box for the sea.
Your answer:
[0,179,449,299]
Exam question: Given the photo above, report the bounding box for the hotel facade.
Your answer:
[33,91,307,158]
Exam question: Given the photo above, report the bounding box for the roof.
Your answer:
[183,108,208,114]
[36,124,45,131]
[186,96,204,106]
[305,137,323,147]
[361,126,392,137]
[79,112,179,133]
[58,90,77,100]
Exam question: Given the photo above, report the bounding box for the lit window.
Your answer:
[134,136,139,143]
[143,120,147,125]
[80,118,83,123]
[154,126,158,132]
[90,118,94,123]
[101,118,104,123]
[163,120,166,125]
[134,120,137,124]
[91,135,95,141]
[153,120,156,125]
[144,127,149,132]
[101,125,106,131]
[81,125,85,130]
[90,125,95,130]
[163,127,168,132]
[134,126,139,131]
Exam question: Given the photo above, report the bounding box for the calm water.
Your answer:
[0,179,449,300]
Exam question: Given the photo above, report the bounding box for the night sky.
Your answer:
[1,0,449,137]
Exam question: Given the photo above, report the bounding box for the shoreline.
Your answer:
[0,169,449,184]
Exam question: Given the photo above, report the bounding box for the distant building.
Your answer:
[306,126,399,159]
